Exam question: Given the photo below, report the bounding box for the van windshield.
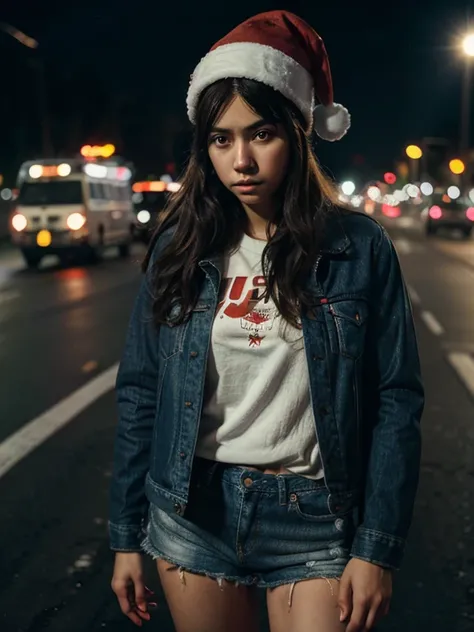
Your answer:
[18,181,83,206]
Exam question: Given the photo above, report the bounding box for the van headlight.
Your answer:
[137,210,151,224]
[12,214,27,231]
[67,213,86,230]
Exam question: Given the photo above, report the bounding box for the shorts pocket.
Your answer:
[290,490,350,523]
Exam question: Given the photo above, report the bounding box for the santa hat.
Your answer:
[186,10,350,142]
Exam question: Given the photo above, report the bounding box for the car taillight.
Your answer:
[429,205,442,220]
[466,207,474,221]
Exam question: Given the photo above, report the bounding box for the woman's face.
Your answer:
[207,95,290,216]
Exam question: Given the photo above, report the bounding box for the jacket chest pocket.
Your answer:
[159,302,210,360]
[159,303,188,359]
[326,299,368,360]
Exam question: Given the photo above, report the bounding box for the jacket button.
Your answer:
[190,351,198,357]
[179,451,186,459]
[174,503,183,515]
[184,401,192,408]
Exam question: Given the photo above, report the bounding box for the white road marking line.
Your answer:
[420,310,445,336]
[447,353,474,399]
[394,238,412,255]
[407,284,421,306]
[0,289,20,304]
[0,362,118,479]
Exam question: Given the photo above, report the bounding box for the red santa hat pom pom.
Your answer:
[312,103,351,142]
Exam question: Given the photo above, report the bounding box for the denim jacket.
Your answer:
[109,209,424,571]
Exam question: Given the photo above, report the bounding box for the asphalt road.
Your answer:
[0,220,473,632]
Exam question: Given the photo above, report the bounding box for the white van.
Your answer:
[10,158,136,268]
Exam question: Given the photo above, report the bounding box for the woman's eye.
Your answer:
[255,130,271,141]
[212,136,228,146]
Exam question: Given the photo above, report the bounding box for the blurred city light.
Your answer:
[406,145,423,160]
[429,206,442,219]
[394,189,409,203]
[382,204,401,218]
[57,163,71,177]
[447,185,461,200]
[351,195,363,208]
[367,185,381,201]
[341,181,356,196]
[29,165,43,179]
[383,172,397,185]
[80,144,116,159]
[463,33,474,57]
[466,207,474,221]
[84,163,108,178]
[406,184,420,198]
[469,189,474,202]
[36,229,52,247]
[383,194,398,207]
[420,182,434,196]
[12,214,27,231]
[137,210,151,224]
[449,158,465,174]
[66,213,86,230]
[160,174,173,183]
[0,188,13,201]
[167,182,182,192]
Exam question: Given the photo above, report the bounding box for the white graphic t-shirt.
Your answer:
[196,232,324,479]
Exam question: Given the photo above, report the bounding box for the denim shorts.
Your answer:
[141,457,358,589]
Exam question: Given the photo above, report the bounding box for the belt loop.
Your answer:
[277,475,287,506]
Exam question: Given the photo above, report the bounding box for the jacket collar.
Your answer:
[319,212,350,254]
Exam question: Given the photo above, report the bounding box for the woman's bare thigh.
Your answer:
[157,559,260,632]
[267,577,346,632]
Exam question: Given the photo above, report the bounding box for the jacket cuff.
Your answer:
[350,526,405,571]
[108,521,145,552]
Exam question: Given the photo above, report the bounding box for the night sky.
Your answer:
[0,0,472,185]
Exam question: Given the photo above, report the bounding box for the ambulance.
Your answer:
[10,150,136,268]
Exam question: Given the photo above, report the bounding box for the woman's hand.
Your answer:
[111,552,153,627]
[338,558,392,631]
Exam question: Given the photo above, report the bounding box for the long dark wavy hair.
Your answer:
[143,78,339,328]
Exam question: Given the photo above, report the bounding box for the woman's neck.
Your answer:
[242,203,276,241]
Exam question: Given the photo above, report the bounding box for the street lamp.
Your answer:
[460,32,474,154]
[405,145,422,181]
[0,22,52,156]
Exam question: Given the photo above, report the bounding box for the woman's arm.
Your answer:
[350,225,424,570]
[108,245,161,552]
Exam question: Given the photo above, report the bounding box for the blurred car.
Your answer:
[421,193,474,238]
[132,180,180,242]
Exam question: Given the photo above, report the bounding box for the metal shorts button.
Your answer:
[289,493,298,502]
[335,518,344,531]
[243,477,253,488]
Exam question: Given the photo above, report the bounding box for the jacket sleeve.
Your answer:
[108,247,161,552]
[350,225,424,570]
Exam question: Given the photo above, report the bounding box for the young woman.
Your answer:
[109,11,424,632]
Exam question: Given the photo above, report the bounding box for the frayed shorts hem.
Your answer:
[141,534,345,590]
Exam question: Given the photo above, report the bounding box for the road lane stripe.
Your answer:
[0,363,119,479]
[394,239,412,255]
[0,289,20,304]
[447,353,474,399]
[420,311,444,336]
[407,284,421,306]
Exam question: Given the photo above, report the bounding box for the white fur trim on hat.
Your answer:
[312,103,351,142]
[187,42,314,127]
